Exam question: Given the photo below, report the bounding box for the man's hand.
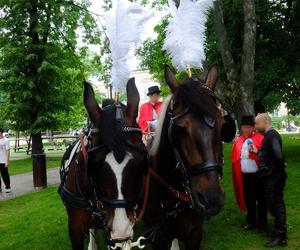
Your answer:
[5,162,8,168]
[250,145,258,154]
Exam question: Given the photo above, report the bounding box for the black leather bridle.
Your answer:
[166,94,224,209]
[86,103,144,209]
[167,89,224,179]
[77,103,147,247]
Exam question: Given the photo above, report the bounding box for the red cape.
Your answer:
[231,133,264,211]
[138,101,162,134]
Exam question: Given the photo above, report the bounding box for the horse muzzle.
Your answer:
[192,190,225,216]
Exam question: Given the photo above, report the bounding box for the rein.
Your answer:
[149,168,191,202]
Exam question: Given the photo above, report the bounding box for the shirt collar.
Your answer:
[265,127,273,134]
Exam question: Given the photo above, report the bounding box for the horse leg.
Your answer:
[152,237,173,250]
[68,210,91,250]
[68,221,86,250]
[152,243,171,250]
[183,231,203,250]
[88,229,98,250]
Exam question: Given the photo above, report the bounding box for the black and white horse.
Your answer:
[59,78,148,250]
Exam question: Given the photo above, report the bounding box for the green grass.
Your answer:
[201,134,300,250]
[0,134,299,249]
[8,156,61,176]
[0,187,71,250]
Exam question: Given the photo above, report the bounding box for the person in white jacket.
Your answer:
[0,127,11,193]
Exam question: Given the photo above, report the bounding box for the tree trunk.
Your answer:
[239,0,256,118]
[213,0,257,125]
[31,133,44,154]
[31,133,47,188]
[173,0,180,8]
[213,0,239,87]
[28,1,47,188]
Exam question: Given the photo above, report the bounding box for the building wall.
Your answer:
[90,70,161,106]
[271,103,288,117]
[133,70,161,105]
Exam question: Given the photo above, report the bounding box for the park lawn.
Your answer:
[0,187,71,250]
[8,156,62,176]
[201,134,300,250]
[0,134,299,250]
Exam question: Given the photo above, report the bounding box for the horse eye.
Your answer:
[203,116,215,128]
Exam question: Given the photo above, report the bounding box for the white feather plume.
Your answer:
[163,0,213,71]
[104,0,153,91]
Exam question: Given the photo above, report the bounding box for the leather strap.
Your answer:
[102,195,139,208]
[149,168,191,202]
[60,186,91,210]
[79,132,87,161]
[136,171,150,221]
[189,161,222,176]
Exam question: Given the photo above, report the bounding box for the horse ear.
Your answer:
[83,81,102,126]
[164,64,179,92]
[125,77,140,122]
[205,65,219,91]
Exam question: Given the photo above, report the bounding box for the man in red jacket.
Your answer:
[138,86,163,134]
[231,115,267,230]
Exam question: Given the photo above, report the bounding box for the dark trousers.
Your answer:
[243,173,268,225]
[262,171,287,239]
[0,163,10,189]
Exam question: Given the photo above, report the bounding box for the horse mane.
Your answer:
[150,80,218,156]
[176,79,218,119]
[99,103,127,163]
[149,95,172,156]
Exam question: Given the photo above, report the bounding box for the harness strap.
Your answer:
[79,132,87,161]
[135,170,151,221]
[189,161,223,176]
[102,195,139,208]
[149,168,191,202]
[60,186,91,210]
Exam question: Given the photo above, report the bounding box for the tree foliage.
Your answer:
[0,0,100,153]
[205,0,300,115]
[136,0,300,115]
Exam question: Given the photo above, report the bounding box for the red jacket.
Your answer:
[138,101,163,134]
[231,133,264,211]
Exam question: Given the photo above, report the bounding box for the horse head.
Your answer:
[164,65,235,216]
[83,78,147,241]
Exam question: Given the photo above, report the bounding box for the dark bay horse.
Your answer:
[59,78,148,250]
[143,65,236,250]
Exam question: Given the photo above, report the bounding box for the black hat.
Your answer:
[240,115,255,125]
[147,86,161,96]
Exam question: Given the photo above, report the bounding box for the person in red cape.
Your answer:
[138,86,163,134]
[231,115,267,230]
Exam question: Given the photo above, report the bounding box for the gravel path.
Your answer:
[0,167,60,201]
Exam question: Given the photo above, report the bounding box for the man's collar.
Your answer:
[265,127,273,134]
[149,101,158,106]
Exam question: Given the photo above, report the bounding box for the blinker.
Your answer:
[115,103,124,125]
